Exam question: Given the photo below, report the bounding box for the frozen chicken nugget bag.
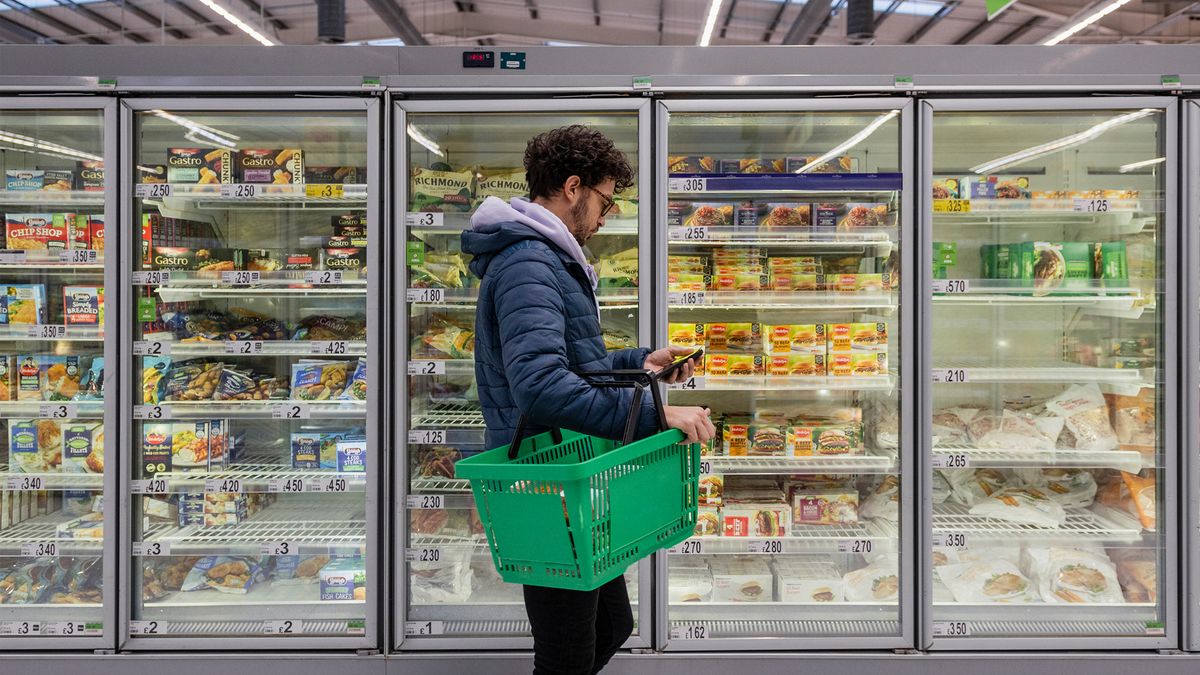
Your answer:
[1122,471,1156,531]
[1046,383,1119,452]
[940,559,1036,604]
[969,487,1067,528]
[1024,547,1124,604]
[842,555,900,602]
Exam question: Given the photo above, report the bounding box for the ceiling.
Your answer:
[0,0,1196,47]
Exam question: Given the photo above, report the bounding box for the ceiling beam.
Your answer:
[0,0,106,43]
[166,0,230,35]
[54,0,151,43]
[592,0,599,26]
[781,0,831,44]
[995,15,1040,43]
[953,17,992,44]
[524,0,537,20]
[1011,1,1120,36]
[719,0,737,38]
[873,0,905,29]
[657,0,663,43]
[807,0,844,44]
[762,0,789,41]
[119,0,188,40]
[904,0,958,44]
[236,0,286,31]
[361,0,428,44]
[1136,0,1199,34]
[0,12,53,42]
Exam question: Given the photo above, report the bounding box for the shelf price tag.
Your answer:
[408,429,447,445]
[40,621,92,636]
[272,403,311,420]
[205,478,242,493]
[749,539,784,554]
[670,625,709,640]
[0,621,37,635]
[268,477,308,493]
[263,620,302,635]
[932,199,971,213]
[132,271,171,285]
[405,212,445,228]
[130,620,166,635]
[310,340,350,356]
[225,340,263,355]
[321,477,349,493]
[260,541,295,556]
[667,177,707,193]
[407,494,446,510]
[136,183,173,199]
[837,539,875,555]
[669,540,704,555]
[221,184,258,199]
[932,454,970,469]
[668,291,706,306]
[932,621,971,637]
[404,620,445,636]
[407,288,445,303]
[131,477,169,494]
[39,404,77,419]
[21,542,59,557]
[59,249,98,264]
[669,376,705,391]
[932,279,970,294]
[306,184,345,199]
[134,405,170,420]
[133,341,171,356]
[933,532,968,549]
[132,541,171,556]
[408,361,447,376]
[222,271,260,285]
[304,270,343,285]
[668,226,709,242]
[406,547,445,563]
[931,368,969,383]
[28,325,67,340]
[698,459,712,476]
[6,475,44,490]
[0,250,27,264]
[1073,198,1110,213]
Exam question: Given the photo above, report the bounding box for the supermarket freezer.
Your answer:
[0,97,117,649]
[393,99,653,649]
[921,98,1177,650]
[118,98,382,649]
[654,99,915,651]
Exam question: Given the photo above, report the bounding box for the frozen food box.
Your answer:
[7,420,43,473]
[775,562,845,603]
[1018,241,1092,295]
[699,475,724,508]
[336,438,367,472]
[167,148,232,184]
[822,273,890,293]
[669,567,715,603]
[63,286,101,325]
[4,284,46,325]
[0,355,12,401]
[827,352,888,377]
[814,203,839,228]
[791,423,864,457]
[409,164,474,212]
[670,202,734,229]
[750,424,788,457]
[960,175,996,200]
[236,148,303,184]
[55,512,103,540]
[718,158,784,174]
[722,503,790,537]
[6,170,43,191]
[667,156,715,174]
[932,178,960,200]
[137,164,166,185]
[321,247,366,274]
[668,322,706,349]
[722,354,764,377]
[995,177,1031,199]
[785,155,854,173]
[792,489,859,526]
[722,417,751,457]
[720,323,762,352]
[320,557,366,601]
[758,203,812,229]
[767,353,823,377]
[474,169,528,205]
[151,247,244,272]
[61,422,103,474]
[306,166,358,184]
[826,322,888,353]
[5,213,70,252]
[711,566,774,603]
[76,160,104,191]
[41,170,73,192]
[769,271,819,292]
[1095,241,1128,285]
[695,504,721,535]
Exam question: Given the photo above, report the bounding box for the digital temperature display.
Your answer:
[462,51,495,68]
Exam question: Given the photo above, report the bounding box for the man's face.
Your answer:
[565,177,616,246]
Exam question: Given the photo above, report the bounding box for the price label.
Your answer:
[408,429,447,445]
[1073,198,1110,213]
[28,325,66,339]
[132,271,171,285]
[260,541,295,556]
[21,542,59,557]
[225,340,263,355]
[222,271,260,285]
[407,494,446,510]
[39,404,77,419]
[932,199,971,213]
[671,539,704,555]
[131,478,169,494]
[934,532,968,549]
[133,341,171,355]
[59,249,98,264]
[698,459,712,476]
[40,622,86,636]
[404,620,445,636]
[837,539,875,554]
[932,454,970,469]
[669,291,706,306]
[669,376,705,391]
[304,270,343,285]
[932,368,969,384]
[749,539,784,554]
[272,403,311,420]
[6,475,44,490]
[321,477,348,493]
[221,184,258,199]
[0,621,37,635]
[406,547,444,563]
[668,226,709,241]
[133,405,170,420]
[263,620,302,635]
[667,177,708,193]
[136,183,173,199]
[405,212,445,228]
[310,340,350,356]
[305,184,345,199]
[0,250,27,264]
[932,621,971,637]
[670,624,709,640]
[407,288,445,303]
[268,477,307,493]
[205,478,242,493]
[408,361,446,376]
[132,541,171,556]
[130,620,165,635]
[932,279,970,294]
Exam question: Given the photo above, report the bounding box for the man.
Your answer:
[461,124,715,674]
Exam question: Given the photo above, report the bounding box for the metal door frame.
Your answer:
[117,96,381,651]
[919,96,1179,651]
[1184,98,1199,653]
[654,96,916,652]
[391,97,654,652]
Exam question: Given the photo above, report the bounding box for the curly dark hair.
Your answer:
[524,125,635,200]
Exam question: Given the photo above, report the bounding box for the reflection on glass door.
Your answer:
[926,100,1173,646]
[125,101,376,644]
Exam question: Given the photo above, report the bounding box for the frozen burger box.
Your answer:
[711,565,774,603]
[721,502,790,537]
[668,567,715,603]
[775,562,845,603]
[791,489,860,526]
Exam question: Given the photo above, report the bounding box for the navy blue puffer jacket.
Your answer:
[461,219,656,451]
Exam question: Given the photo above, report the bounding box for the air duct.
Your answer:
[317,0,345,43]
[846,0,874,44]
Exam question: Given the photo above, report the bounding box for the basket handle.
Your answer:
[506,369,670,460]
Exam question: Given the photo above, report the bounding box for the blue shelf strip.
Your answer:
[670,172,904,192]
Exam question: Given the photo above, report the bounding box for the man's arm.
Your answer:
[608,347,651,371]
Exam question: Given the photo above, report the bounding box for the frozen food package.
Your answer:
[338,358,367,400]
[932,471,951,504]
[698,474,724,506]
[842,556,900,602]
[947,468,1009,507]
[969,487,1067,528]
[694,505,721,536]
[1022,547,1124,604]
[966,409,1061,451]
[939,559,1037,604]
[410,547,472,603]
[1109,548,1157,603]
[722,503,789,537]
[1046,384,1120,452]
[931,406,979,446]
[1104,389,1155,452]
[791,489,858,526]
[290,361,350,400]
[667,156,715,174]
[669,567,715,603]
[775,562,844,603]
[1015,468,1097,508]
[860,475,900,522]
[181,556,265,594]
[474,169,528,205]
[409,164,473,212]
[758,203,811,229]
[1121,471,1156,531]
[710,559,772,602]
[5,213,70,252]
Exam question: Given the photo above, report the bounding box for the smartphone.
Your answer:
[655,348,703,380]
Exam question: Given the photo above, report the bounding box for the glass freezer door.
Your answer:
[124,100,378,646]
[925,100,1174,647]
[397,101,650,646]
[658,101,912,649]
[0,101,114,645]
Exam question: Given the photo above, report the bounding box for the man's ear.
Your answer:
[562,175,582,202]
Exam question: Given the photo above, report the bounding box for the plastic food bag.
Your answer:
[939,559,1037,603]
[1109,548,1157,603]
[860,475,899,522]
[1022,547,1124,604]
[410,547,473,603]
[842,556,899,602]
[1104,390,1155,451]
[1121,472,1156,531]
[1046,384,1119,452]
[931,471,951,504]
[931,407,978,446]
[969,487,1067,528]
[1015,468,1097,508]
[967,410,1061,451]
[947,468,1009,507]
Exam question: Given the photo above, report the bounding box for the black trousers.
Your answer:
[523,576,635,675]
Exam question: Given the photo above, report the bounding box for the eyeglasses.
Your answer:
[586,185,616,218]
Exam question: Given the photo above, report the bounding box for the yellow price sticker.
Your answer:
[933,199,971,213]
[305,183,345,199]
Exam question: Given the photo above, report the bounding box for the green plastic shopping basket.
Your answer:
[455,369,699,591]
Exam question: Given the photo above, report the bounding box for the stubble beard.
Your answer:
[567,198,591,246]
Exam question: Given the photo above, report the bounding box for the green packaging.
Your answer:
[980,244,994,279]
[1096,241,1129,286]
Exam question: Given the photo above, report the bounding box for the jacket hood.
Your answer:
[462,197,599,292]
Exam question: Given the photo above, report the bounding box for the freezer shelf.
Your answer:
[409,477,472,494]
[0,401,102,419]
[408,287,637,308]
[140,400,366,419]
[932,502,1142,545]
[666,172,903,194]
[932,283,1143,313]
[145,341,367,358]
[931,443,1148,472]
[408,212,638,237]
[139,520,365,557]
[666,227,896,247]
[0,513,103,556]
[707,454,896,474]
[668,290,896,310]
[0,259,103,273]
[0,190,105,207]
[137,182,367,205]
[931,362,1149,385]
[132,463,367,494]
[670,602,897,621]
[2,469,103,491]
[670,520,896,556]
[931,603,1159,638]
[410,402,484,428]
[0,325,103,342]
[668,617,901,639]
[143,579,365,626]
[669,375,895,392]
